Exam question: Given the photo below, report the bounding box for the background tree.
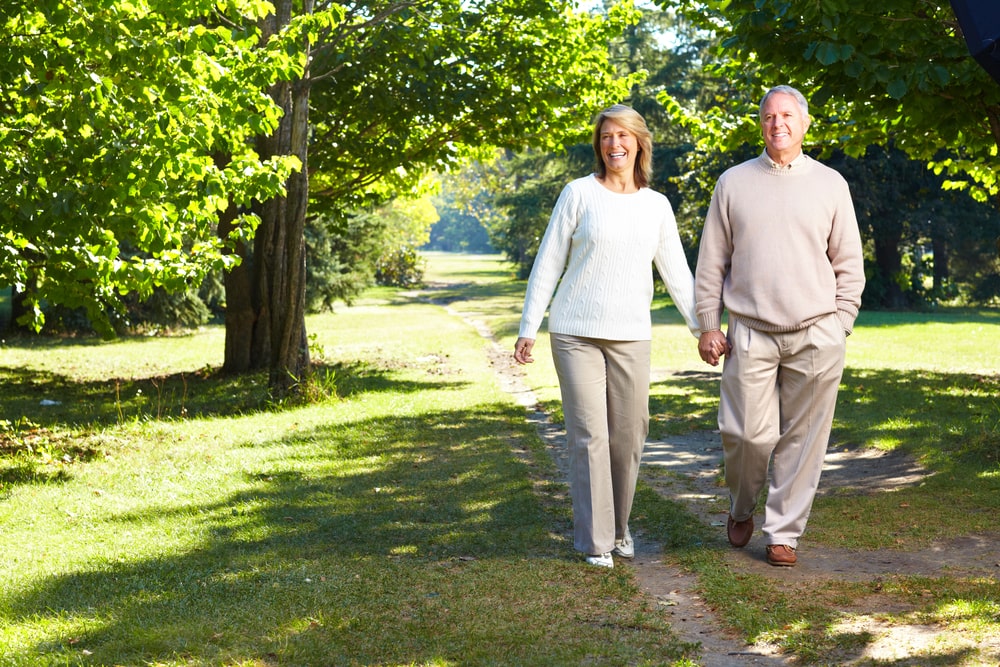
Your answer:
[829,145,1000,308]
[660,0,1000,307]
[486,146,594,278]
[425,170,496,255]
[484,4,714,276]
[373,189,438,287]
[663,1,1000,202]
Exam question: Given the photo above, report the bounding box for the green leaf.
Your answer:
[814,41,842,66]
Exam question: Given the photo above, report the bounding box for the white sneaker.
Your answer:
[585,552,614,568]
[612,528,634,559]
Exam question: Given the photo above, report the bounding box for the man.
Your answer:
[695,85,865,567]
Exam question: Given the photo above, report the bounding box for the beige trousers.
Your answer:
[720,314,846,548]
[550,333,650,555]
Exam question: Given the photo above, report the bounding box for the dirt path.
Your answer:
[471,311,1000,666]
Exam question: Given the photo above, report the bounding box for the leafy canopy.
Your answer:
[0,0,301,334]
[305,0,643,219]
[660,0,1000,203]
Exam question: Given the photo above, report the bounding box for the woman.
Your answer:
[513,105,702,568]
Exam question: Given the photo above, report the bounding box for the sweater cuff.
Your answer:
[837,309,857,336]
[698,312,722,332]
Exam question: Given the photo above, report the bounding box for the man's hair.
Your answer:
[759,85,810,120]
[591,104,653,189]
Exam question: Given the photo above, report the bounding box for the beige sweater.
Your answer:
[695,152,865,334]
[519,174,700,341]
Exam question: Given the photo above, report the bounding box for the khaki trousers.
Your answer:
[720,314,846,548]
[550,333,650,555]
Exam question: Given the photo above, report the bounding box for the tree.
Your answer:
[658,1,1000,308]
[661,1,1000,205]
[0,0,299,336]
[487,146,594,277]
[483,4,714,276]
[225,0,641,394]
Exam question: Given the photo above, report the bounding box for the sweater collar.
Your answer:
[759,150,809,171]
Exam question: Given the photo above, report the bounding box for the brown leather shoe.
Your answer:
[727,515,754,547]
[766,544,797,567]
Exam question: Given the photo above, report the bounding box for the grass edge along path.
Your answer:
[0,293,701,665]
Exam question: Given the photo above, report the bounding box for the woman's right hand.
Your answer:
[514,337,535,365]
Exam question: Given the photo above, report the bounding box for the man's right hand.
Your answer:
[698,330,729,366]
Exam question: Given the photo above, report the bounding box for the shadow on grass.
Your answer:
[0,360,467,426]
[4,405,661,665]
[649,364,1000,472]
[836,367,999,469]
[649,369,728,435]
[0,359,470,491]
[417,280,525,307]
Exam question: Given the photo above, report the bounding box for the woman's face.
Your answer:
[599,119,638,176]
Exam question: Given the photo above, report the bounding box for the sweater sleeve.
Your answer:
[653,204,701,337]
[827,178,866,334]
[694,177,732,332]
[517,184,579,339]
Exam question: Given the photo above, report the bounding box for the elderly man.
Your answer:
[695,85,865,567]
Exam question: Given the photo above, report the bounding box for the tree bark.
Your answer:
[218,199,258,373]
[222,0,312,395]
[873,231,907,309]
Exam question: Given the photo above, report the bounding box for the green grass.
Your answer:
[1,252,998,666]
[411,253,1000,665]
[0,291,697,665]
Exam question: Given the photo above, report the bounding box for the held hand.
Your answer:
[513,337,535,365]
[698,330,729,367]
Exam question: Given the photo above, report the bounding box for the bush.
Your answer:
[375,245,425,287]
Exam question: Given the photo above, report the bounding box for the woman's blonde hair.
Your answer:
[591,104,653,188]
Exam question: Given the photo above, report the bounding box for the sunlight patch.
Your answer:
[829,614,989,662]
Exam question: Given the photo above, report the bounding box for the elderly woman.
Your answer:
[514,104,702,568]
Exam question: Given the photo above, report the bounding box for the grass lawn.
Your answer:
[1,251,998,665]
[0,275,697,666]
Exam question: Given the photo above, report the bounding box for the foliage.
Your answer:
[425,170,497,254]
[482,6,714,277]
[304,210,384,311]
[0,0,300,336]
[372,190,436,286]
[826,145,1000,309]
[486,146,595,278]
[661,0,1000,204]
[375,245,426,287]
[304,0,643,217]
[305,188,436,302]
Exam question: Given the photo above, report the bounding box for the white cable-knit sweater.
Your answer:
[518,174,701,341]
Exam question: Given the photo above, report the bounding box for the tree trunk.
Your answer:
[222,0,312,396]
[218,199,257,373]
[872,232,907,309]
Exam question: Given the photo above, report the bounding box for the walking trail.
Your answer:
[456,304,1000,666]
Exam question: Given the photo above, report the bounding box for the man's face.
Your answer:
[760,92,809,160]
